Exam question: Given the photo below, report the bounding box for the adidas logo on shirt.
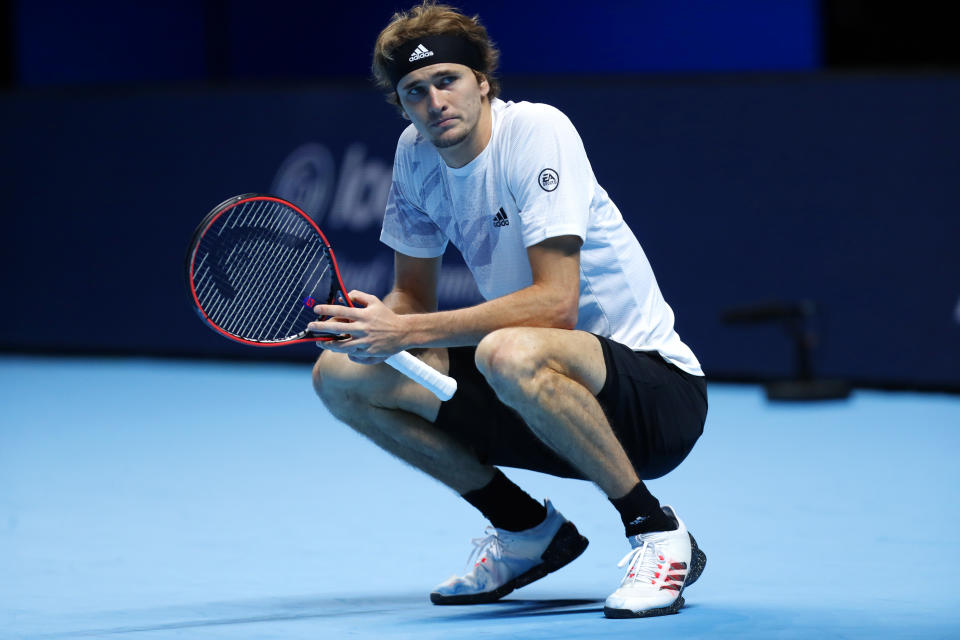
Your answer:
[409,44,434,62]
[492,207,509,228]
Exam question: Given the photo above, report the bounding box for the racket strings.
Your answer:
[205,200,273,326]
[193,200,333,342]
[221,202,308,336]
[205,230,320,339]
[199,200,281,331]
[227,202,323,340]
[260,210,330,339]
[279,255,332,337]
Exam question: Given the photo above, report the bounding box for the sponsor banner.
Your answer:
[0,77,957,387]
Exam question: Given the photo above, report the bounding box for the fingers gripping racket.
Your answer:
[185,194,457,401]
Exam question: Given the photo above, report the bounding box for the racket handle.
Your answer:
[385,351,457,401]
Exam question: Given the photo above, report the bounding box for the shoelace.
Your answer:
[466,528,505,572]
[617,539,658,585]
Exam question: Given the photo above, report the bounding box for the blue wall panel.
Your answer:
[14,0,819,86]
[1,75,957,387]
[16,0,208,86]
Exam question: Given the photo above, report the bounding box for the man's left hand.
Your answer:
[308,290,409,359]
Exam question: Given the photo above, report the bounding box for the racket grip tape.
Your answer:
[385,351,457,401]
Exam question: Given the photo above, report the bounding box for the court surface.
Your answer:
[2,355,959,639]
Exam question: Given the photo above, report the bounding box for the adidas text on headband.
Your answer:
[387,33,485,89]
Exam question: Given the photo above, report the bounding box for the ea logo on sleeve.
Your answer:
[538,168,559,192]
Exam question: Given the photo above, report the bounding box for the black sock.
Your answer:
[609,482,676,536]
[461,469,547,532]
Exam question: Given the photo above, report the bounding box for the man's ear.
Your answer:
[477,73,490,98]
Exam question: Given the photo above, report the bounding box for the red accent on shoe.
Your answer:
[670,562,687,570]
[659,583,682,591]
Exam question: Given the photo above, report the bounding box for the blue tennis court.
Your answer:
[2,355,958,639]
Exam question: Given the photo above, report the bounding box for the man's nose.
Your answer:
[426,85,445,112]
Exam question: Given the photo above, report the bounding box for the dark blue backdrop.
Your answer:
[1,74,957,388]
[14,0,819,86]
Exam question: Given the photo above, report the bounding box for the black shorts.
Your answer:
[433,334,707,480]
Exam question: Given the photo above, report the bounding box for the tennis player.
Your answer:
[309,2,708,619]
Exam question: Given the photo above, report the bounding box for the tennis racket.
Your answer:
[185,193,457,401]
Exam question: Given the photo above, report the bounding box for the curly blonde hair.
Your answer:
[372,1,501,110]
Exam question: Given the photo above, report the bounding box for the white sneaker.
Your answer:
[604,505,695,618]
[431,499,589,604]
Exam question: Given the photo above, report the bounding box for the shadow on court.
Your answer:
[19,595,430,638]
[428,597,605,621]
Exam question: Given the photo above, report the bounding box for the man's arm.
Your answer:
[384,252,442,316]
[309,235,581,356]
[403,234,580,347]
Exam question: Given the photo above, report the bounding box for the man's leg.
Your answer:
[313,347,588,603]
[474,327,671,530]
[314,349,548,525]
[474,327,629,493]
[313,347,495,494]
[475,327,701,617]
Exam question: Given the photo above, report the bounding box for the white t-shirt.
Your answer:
[380,98,703,376]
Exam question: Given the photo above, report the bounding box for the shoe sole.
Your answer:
[603,532,706,619]
[604,596,685,619]
[430,521,589,605]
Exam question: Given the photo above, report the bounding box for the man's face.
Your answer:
[397,63,489,154]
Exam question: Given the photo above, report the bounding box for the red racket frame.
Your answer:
[187,194,355,347]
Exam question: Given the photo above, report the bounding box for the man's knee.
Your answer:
[475,328,554,402]
[312,349,445,425]
[312,352,357,419]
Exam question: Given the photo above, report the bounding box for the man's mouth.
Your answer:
[431,116,457,128]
